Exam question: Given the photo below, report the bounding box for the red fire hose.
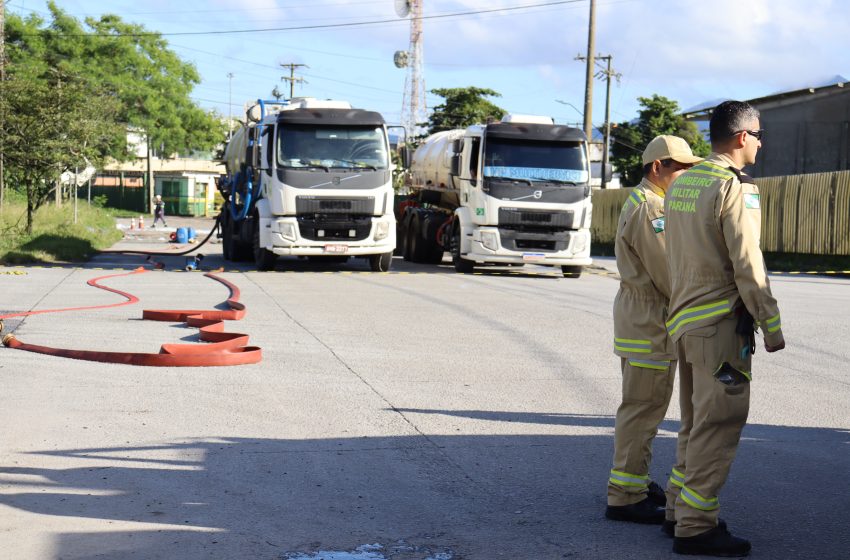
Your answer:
[1,267,261,367]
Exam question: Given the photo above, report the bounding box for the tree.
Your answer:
[0,67,122,234]
[610,94,710,187]
[427,87,507,134]
[5,2,226,160]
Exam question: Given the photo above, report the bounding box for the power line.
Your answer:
[16,1,586,38]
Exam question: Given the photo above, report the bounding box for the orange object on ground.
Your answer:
[1,269,261,367]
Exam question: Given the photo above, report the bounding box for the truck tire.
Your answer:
[451,227,474,273]
[408,214,429,263]
[253,218,277,271]
[369,252,393,272]
[423,216,446,264]
[561,265,583,278]
[402,213,415,262]
[222,215,232,261]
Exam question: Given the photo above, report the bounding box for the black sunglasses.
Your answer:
[735,129,764,141]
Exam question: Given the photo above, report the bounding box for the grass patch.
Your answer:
[0,191,123,264]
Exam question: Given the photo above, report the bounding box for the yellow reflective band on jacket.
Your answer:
[680,485,719,511]
[614,337,652,354]
[628,358,671,371]
[669,468,685,489]
[628,189,647,208]
[765,313,781,333]
[687,161,735,180]
[609,469,649,488]
[666,299,733,337]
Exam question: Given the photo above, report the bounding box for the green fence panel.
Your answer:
[591,189,631,245]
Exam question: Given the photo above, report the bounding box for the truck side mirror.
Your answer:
[452,139,463,154]
[450,154,461,176]
[400,146,411,169]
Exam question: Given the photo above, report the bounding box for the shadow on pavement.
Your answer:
[1,412,847,559]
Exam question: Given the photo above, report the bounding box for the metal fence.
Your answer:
[591,170,850,255]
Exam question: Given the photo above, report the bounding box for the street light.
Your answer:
[227,72,234,141]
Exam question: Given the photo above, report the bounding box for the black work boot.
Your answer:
[647,480,666,507]
[673,525,751,557]
[663,518,727,538]
[605,497,665,524]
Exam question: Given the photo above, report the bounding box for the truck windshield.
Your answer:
[277,125,388,170]
[483,138,589,183]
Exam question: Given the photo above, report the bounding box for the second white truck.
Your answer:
[398,114,593,276]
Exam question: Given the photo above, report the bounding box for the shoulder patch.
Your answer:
[744,193,760,209]
[651,216,665,233]
[730,166,757,185]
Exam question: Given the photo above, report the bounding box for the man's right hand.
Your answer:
[765,340,785,353]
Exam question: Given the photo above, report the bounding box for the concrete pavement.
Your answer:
[0,224,848,559]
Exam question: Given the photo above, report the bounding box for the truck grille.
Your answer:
[296,196,375,215]
[498,208,574,229]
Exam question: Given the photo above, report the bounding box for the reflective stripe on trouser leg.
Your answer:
[666,339,692,522]
[665,467,685,522]
[674,315,750,537]
[680,485,719,510]
[608,358,676,506]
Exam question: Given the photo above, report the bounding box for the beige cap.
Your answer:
[642,135,702,166]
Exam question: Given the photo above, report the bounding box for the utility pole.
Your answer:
[280,63,308,99]
[227,72,234,141]
[579,0,596,141]
[597,55,620,189]
[1,0,6,213]
[576,52,620,189]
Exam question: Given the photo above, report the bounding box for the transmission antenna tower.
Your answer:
[395,0,427,138]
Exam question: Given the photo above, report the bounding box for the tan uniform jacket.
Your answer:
[664,153,784,347]
[613,179,674,363]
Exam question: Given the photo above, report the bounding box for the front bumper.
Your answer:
[465,226,592,266]
[270,216,395,256]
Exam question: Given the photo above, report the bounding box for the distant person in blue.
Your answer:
[152,194,167,228]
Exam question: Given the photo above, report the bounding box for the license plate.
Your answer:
[522,252,545,262]
[324,244,348,254]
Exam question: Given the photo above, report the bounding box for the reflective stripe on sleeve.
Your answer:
[614,337,652,354]
[680,485,719,511]
[669,468,685,489]
[628,358,671,371]
[628,189,646,207]
[765,313,781,333]
[609,469,649,488]
[692,161,735,179]
[666,299,733,337]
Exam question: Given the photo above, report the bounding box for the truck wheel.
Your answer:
[408,215,427,263]
[253,219,277,271]
[423,217,446,264]
[451,228,474,273]
[369,252,393,272]
[561,265,583,278]
[402,214,415,262]
[222,216,232,260]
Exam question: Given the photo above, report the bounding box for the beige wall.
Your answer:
[591,170,850,255]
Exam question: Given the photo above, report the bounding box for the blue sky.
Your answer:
[8,0,850,133]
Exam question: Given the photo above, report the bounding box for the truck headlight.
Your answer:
[279,221,296,241]
[374,221,389,241]
[480,231,498,251]
[572,232,587,254]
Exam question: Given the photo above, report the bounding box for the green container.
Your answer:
[160,178,206,217]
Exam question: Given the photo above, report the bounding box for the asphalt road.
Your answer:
[1,217,848,560]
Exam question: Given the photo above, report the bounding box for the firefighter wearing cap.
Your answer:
[664,101,784,557]
[606,135,701,525]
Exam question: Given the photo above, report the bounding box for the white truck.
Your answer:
[398,114,592,277]
[218,98,396,271]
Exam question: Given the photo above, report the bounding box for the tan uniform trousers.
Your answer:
[664,314,751,537]
[608,358,676,506]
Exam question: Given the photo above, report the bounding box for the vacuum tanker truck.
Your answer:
[218,98,396,271]
[398,114,592,276]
